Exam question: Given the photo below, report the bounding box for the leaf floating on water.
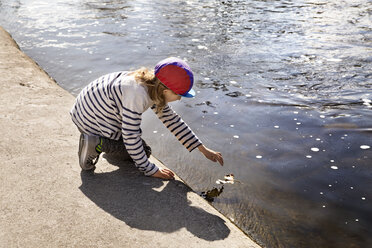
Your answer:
[216,179,227,184]
[216,174,235,184]
[224,174,234,181]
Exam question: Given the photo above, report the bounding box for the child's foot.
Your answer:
[78,133,101,170]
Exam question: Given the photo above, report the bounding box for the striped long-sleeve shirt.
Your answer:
[70,71,202,176]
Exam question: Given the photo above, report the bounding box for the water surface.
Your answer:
[1,0,371,247]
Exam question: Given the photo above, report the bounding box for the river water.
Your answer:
[1,0,371,247]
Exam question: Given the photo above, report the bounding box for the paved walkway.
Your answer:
[0,26,260,248]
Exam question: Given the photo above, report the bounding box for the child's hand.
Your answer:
[151,168,175,180]
[198,145,224,166]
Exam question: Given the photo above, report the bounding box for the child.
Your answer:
[70,57,223,179]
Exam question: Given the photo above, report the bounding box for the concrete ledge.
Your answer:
[0,26,260,248]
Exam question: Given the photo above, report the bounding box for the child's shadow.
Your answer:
[79,155,230,241]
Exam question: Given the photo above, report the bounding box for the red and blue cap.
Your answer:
[154,57,195,98]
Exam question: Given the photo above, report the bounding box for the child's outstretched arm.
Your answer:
[198,144,224,166]
[151,104,202,152]
[152,104,224,167]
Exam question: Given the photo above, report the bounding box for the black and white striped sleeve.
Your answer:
[120,88,159,176]
[151,104,202,152]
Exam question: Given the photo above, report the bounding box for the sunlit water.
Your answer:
[1,0,371,247]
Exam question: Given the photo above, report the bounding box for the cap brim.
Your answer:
[180,88,195,98]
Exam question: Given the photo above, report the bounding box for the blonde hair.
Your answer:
[133,67,167,113]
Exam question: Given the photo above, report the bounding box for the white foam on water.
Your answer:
[197,45,208,50]
[327,58,342,62]
[311,147,320,152]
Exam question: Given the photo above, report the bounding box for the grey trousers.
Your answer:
[78,128,151,160]
[99,136,152,160]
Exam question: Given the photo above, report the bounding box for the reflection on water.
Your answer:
[1,0,371,247]
[200,186,224,202]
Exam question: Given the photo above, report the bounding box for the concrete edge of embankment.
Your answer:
[0,26,261,248]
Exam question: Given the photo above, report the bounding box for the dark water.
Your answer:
[1,0,372,247]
